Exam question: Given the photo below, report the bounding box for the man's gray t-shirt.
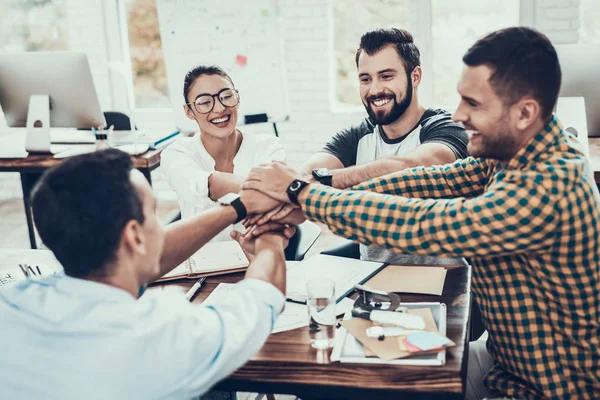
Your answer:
[321,108,469,264]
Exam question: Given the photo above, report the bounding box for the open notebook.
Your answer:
[156,241,249,282]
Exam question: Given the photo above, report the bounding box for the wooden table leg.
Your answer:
[20,172,42,249]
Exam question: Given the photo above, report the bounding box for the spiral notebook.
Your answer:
[156,241,249,282]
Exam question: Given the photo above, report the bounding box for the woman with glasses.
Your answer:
[161,65,285,242]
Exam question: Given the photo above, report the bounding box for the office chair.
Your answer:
[284,220,321,261]
[166,212,320,261]
[103,111,133,130]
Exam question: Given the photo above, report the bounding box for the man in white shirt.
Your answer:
[0,149,293,399]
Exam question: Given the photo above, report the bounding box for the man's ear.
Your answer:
[184,104,195,121]
[121,220,146,256]
[513,97,541,131]
[411,66,422,88]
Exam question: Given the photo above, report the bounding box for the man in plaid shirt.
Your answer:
[241,27,600,399]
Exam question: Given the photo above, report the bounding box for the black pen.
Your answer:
[185,277,206,302]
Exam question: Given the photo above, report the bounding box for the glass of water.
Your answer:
[306,278,336,349]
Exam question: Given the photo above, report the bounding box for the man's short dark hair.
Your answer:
[355,28,421,74]
[31,149,145,278]
[183,64,234,104]
[463,27,561,120]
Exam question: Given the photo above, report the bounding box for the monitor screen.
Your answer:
[0,51,106,129]
[556,44,600,137]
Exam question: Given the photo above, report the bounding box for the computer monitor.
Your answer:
[0,51,106,129]
[556,44,600,137]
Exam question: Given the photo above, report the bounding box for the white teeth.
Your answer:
[211,116,230,124]
[372,98,391,107]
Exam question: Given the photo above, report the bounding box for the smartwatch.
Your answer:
[286,179,310,205]
[312,168,333,186]
[217,193,247,223]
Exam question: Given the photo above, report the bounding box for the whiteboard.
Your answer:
[156,0,289,132]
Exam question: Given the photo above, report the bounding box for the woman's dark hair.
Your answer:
[183,65,234,104]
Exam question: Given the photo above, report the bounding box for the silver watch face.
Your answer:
[218,193,240,205]
[289,180,302,191]
[316,168,328,176]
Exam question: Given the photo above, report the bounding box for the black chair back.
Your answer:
[104,111,133,131]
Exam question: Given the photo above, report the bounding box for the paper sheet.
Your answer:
[335,297,355,316]
[285,255,384,303]
[204,283,307,334]
[364,265,447,296]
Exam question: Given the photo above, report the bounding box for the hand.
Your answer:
[243,222,297,239]
[243,161,306,203]
[231,224,295,258]
[239,188,284,215]
[243,203,299,227]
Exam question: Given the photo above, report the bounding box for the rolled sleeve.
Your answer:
[159,278,285,397]
[161,139,215,217]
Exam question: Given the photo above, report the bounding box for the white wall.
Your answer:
[0,0,585,201]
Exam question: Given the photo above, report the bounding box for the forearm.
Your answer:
[184,278,285,394]
[298,180,557,259]
[332,157,411,189]
[352,157,492,198]
[208,172,244,201]
[157,206,238,277]
[244,244,286,294]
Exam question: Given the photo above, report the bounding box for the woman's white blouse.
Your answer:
[161,131,285,242]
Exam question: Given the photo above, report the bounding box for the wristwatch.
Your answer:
[217,193,247,224]
[312,168,333,186]
[286,179,310,205]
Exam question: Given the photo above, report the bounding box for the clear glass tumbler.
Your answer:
[306,278,336,349]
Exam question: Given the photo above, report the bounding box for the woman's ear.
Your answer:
[184,104,195,120]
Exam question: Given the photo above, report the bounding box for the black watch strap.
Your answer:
[286,179,310,205]
[312,168,333,186]
[230,198,247,224]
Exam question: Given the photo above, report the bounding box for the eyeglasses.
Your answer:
[187,88,240,114]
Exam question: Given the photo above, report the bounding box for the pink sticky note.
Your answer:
[235,54,248,67]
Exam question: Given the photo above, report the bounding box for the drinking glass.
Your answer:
[306,278,336,349]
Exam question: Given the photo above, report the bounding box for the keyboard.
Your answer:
[50,128,96,144]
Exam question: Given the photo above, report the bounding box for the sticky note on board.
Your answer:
[261,9,269,17]
[407,331,451,351]
[235,54,248,67]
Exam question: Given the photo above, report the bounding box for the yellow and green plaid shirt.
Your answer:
[299,117,600,399]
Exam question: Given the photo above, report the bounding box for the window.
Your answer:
[0,0,69,52]
[333,0,411,107]
[579,0,600,44]
[332,0,520,109]
[431,0,520,107]
[124,0,169,108]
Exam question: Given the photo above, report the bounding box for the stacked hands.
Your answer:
[229,161,311,250]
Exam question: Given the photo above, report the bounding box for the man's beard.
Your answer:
[364,81,413,126]
[468,113,520,160]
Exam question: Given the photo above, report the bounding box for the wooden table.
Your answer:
[159,264,471,400]
[0,150,163,249]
